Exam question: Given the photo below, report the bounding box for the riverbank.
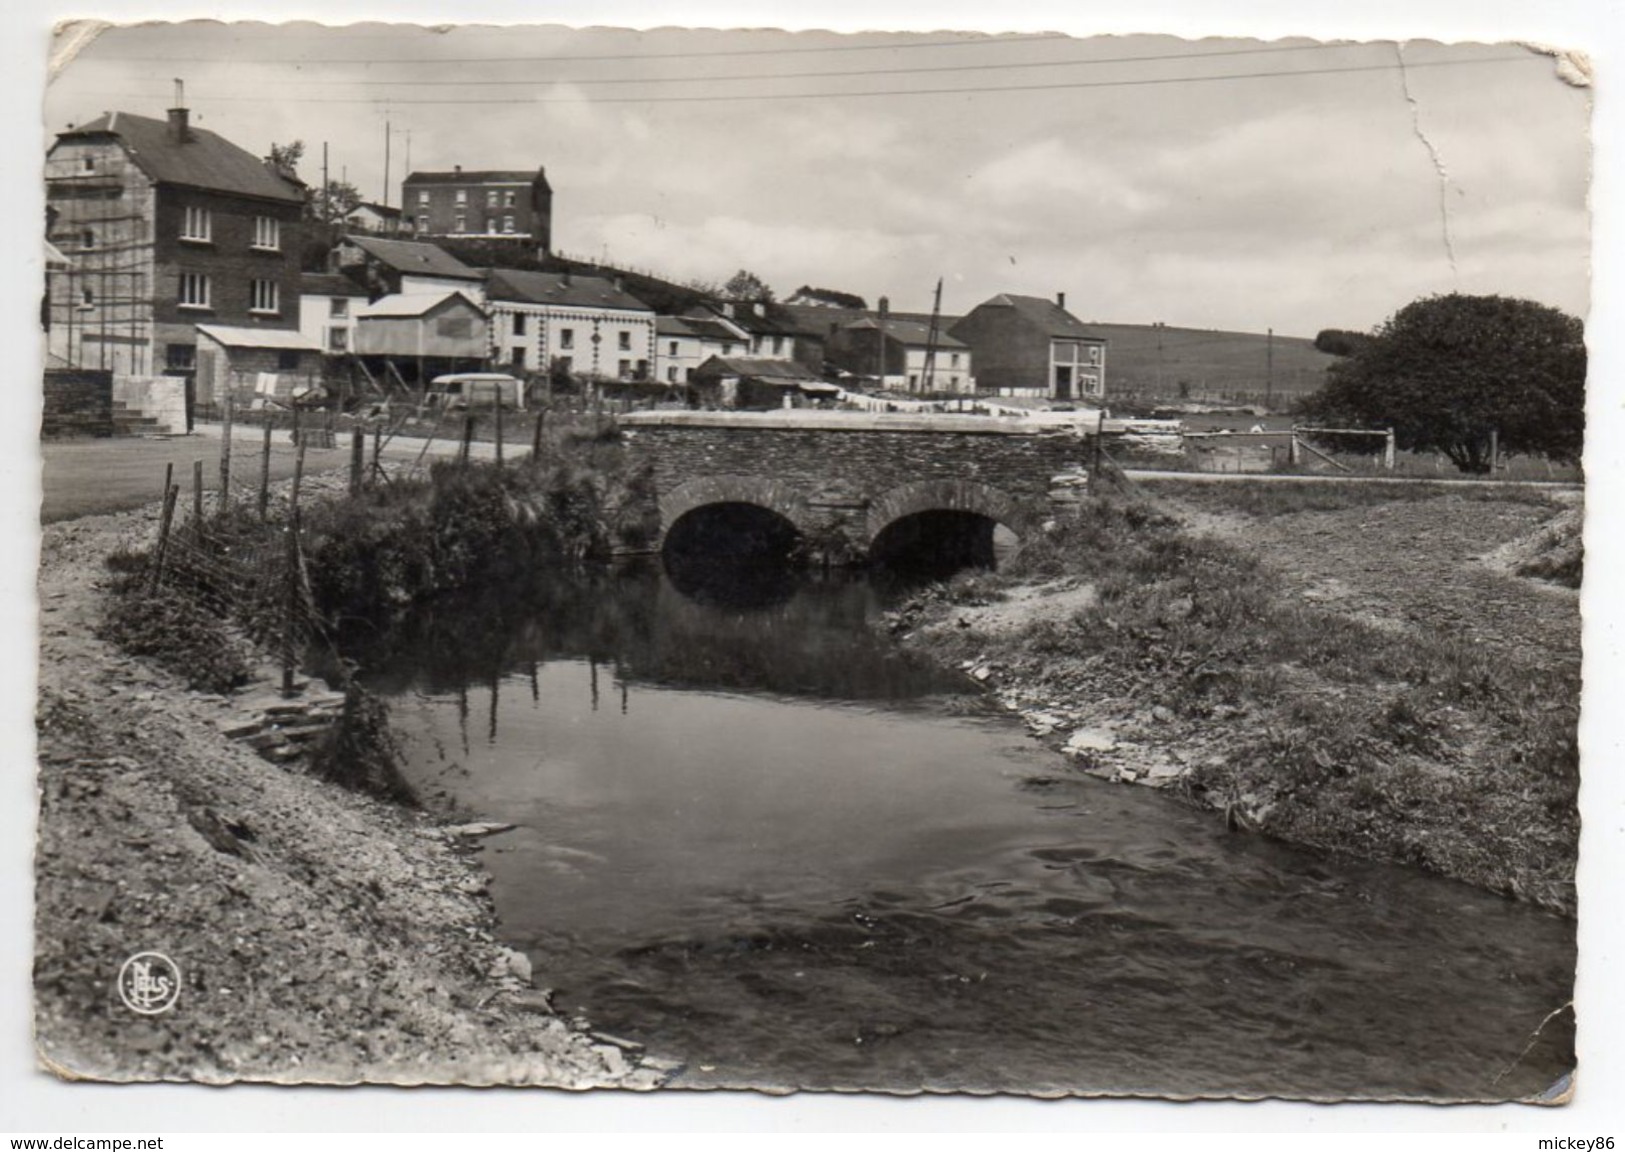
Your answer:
[889,480,1582,914]
[34,494,669,1086]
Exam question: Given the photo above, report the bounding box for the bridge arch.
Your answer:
[865,479,1031,548]
[658,475,815,546]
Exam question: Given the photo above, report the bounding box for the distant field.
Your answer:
[1080,321,1337,400]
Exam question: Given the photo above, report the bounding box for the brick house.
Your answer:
[402,166,553,251]
[484,269,655,381]
[949,293,1106,401]
[43,105,307,378]
[194,324,323,408]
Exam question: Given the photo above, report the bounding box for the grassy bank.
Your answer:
[894,483,1580,912]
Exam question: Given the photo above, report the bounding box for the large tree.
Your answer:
[721,269,775,303]
[1300,293,1585,473]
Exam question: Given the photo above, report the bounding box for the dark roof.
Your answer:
[343,235,482,280]
[655,315,699,337]
[349,201,401,219]
[677,310,750,343]
[300,272,368,298]
[694,357,822,382]
[404,168,551,192]
[780,302,951,340]
[721,304,801,336]
[960,294,1103,340]
[55,111,305,204]
[485,269,652,311]
[842,316,967,350]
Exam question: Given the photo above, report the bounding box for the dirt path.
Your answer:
[33,498,669,1086]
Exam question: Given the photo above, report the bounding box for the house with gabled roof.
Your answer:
[354,290,489,368]
[334,234,485,300]
[44,102,307,377]
[484,268,655,380]
[949,292,1106,401]
[828,316,974,395]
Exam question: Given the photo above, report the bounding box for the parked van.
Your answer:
[425,373,526,411]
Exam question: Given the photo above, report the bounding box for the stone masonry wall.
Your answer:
[42,369,114,438]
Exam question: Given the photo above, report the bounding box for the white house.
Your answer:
[297,272,369,355]
[484,269,656,379]
[829,317,976,394]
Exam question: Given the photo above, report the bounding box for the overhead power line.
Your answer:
[68,53,1542,107]
[86,31,1076,65]
[83,41,1364,87]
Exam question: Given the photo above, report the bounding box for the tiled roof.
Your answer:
[779,302,953,339]
[195,324,321,351]
[344,235,483,280]
[404,168,550,192]
[656,315,699,336]
[349,201,402,219]
[486,269,653,312]
[299,272,368,298]
[841,316,967,350]
[694,356,822,382]
[56,112,305,204]
[968,294,1103,340]
[677,308,750,343]
[356,290,481,318]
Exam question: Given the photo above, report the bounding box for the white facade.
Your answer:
[297,292,362,354]
[655,327,706,385]
[488,302,656,380]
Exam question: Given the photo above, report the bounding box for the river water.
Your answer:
[357,562,1575,1100]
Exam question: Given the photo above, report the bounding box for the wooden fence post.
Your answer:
[192,460,204,524]
[494,401,504,467]
[1489,428,1500,474]
[531,408,546,466]
[291,436,307,510]
[150,483,179,592]
[461,414,475,466]
[282,510,300,697]
[1384,428,1396,471]
[219,393,234,513]
[258,416,273,520]
[1289,431,1301,467]
[350,427,365,495]
[372,423,383,478]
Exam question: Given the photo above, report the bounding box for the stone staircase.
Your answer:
[110,400,163,437]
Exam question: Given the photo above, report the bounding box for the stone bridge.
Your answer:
[617,410,1094,564]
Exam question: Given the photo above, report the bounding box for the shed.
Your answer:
[691,356,830,410]
[354,291,489,360]
[193,324,323,409]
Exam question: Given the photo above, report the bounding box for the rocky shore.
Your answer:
[34,496,671,1087]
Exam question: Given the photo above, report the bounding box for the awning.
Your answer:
[797,381,842,395]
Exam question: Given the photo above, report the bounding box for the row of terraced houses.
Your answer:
[43,100,1106,413]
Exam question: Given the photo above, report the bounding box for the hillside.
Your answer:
[1078,322,1337,403]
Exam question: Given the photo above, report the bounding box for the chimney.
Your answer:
[561,268,572,288]
[753,302,765,318]
[453,164,462,175]
[1056,291,1066,310]
[614,275,625,292]
[721,301,734,318]
[166,78,191,143]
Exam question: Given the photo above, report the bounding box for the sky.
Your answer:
[41,20,1592,337]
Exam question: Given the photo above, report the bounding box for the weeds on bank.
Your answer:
[914,492,1579,910]
[1151,478,1562,520]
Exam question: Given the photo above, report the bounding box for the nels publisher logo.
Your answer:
[117,951,181,1015]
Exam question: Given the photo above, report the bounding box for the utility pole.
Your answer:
[321,142,330,223]
[382,114,391,208]
[921,277,943,395]
[1266,326,1275,409]
[876,296,889,392]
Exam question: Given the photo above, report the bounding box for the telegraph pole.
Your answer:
[382,114,391,208]
[1266,326,1275,408]
[321,142,330,223]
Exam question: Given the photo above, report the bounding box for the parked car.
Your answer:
[425,373,526,411]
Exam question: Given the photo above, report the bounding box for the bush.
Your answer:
[98,583,254,694]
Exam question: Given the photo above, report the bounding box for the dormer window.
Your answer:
[82,156,94,172]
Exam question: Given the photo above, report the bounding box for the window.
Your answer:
[504,190,516,208]
[668,341,678,357]
[617,331,631,351]
[329,297,349,318]
[502,215,514,234]
[252,215,280,250]
[556,355,573,373]
[666,366,677,383]
[82,155,95,172]
[250,279,280,314]
[771,336,784,355]
[80,229,95,250]
[618,359,631,379]
[417,190,429,206]
[179,272,211,309]
[1085,344,1102,365]
[181,204,212,242]
[455,189,467,205]
[454,214,466,233]
[79,286,94,309]
[482,190,495,207]
[416,215,428,233]
[181,205,212,242]
[512,313,527,336]
[559,328,574,350]
[277,350,299,371]
[328,327,349,352]
[512,347,527,369]
[165,343,195,371]
[950,352,961,368]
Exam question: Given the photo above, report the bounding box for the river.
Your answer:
[354,561,1576,1100]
